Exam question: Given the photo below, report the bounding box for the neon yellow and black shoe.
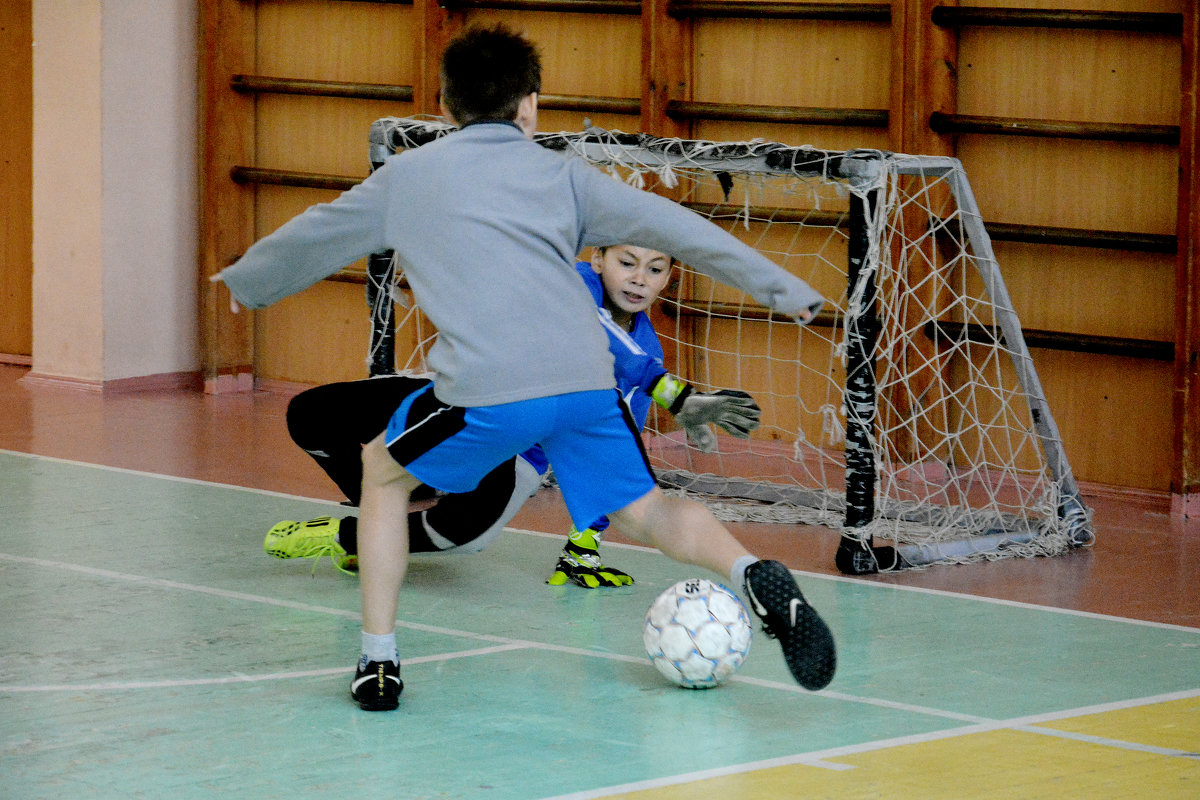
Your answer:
[264,516,357,574]
[546,526,633,588]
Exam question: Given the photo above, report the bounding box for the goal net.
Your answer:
[362,116,1094,571]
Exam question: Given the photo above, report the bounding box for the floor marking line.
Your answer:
[0,557,997,724]
[2,667,356,693]
[539,721,1021,800]
[806,574,1200,634]
[510,528,1200,633]
[0,552,364,621]
[0,644,532,693]
[997,687,1200,725]
[538,695,1200,800]
[816,688,989,723]
[0,448,348,507]
[4,550,1197,729]
[537,748,872,800]
[0,553,625,659]
[8,449,1197,634]
[1012,724,1200,760]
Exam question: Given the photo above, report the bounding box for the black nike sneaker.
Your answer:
[743,560,836,691]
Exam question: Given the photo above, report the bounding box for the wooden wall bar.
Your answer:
[0,1,32,360]
[198,0,1196,499]
[929,112,1179,145]
[199,0,257,391]
[668,1,889,21]
[930,6,1182,34]
[1173,0,1200,505]
[232,74,415,101]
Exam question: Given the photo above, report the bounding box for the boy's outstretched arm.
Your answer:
[212,162,392,310]
[649,373,761,453]
[575,164,827,323]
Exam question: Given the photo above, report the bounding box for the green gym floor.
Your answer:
[1,364,1198,799]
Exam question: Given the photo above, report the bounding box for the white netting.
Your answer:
[369,117,1093,568]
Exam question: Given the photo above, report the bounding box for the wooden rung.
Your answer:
[931,6,1183,34]
[438,0,640,14]
[668,1,889,22]
[668,100,887,127]
[231,75,414,102]
[929,112,1179,145]
[229,167,360,191]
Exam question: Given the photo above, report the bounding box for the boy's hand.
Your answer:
[682,422,717,453]
[651,374,762,452]
[209,273,241,313]
[675,389,762,439]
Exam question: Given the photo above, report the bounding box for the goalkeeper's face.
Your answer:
[591,245,673,328]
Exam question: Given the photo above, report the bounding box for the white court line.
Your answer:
[6,447,1199,634]
[807,570,1200,635]
[0,447,349,508]
[0,552,651,693]
[516,526,1200,635]
[0,549,1067,721]
[539,687,1200,800]
[2,551,1196,730]
[0,551,1089,725]
[1,644,530,693]
[4,505,1199,789]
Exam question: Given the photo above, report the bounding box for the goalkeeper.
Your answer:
[266,245,763,589]
[546,244,761,586]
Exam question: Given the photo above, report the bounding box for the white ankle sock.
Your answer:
[730,554,758,595]
[361,631,399,666]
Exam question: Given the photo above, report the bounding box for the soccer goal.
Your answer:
[361,116,1094,571]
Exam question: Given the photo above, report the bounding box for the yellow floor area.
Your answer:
[608,698,1200,800]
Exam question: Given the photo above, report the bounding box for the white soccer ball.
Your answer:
[643,578,753,689]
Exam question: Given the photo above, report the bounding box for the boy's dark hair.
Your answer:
[440,23,542,126]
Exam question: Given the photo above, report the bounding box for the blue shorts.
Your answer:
[384,385,656,529]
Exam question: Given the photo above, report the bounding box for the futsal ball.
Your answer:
[643,578,753,689]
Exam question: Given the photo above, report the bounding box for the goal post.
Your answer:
[359,116,1094,570]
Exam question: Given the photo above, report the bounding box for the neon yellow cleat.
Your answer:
[264,516,357,574]
[545,527,634,588]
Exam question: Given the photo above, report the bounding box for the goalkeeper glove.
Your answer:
[546,526,634,588]
[650,374,762,453]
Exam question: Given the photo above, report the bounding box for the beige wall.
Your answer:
[30,0,198,384]
[31,0,103,381]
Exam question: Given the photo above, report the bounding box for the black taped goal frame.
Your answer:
[358,116,1093,568]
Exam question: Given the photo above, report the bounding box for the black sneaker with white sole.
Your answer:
[743,560,836,690]
[351,659,403,711]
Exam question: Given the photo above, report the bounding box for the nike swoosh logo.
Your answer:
[789,598,803,627]
[352,674,401,691]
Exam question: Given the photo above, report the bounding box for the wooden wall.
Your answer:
[0,0,33,362]
[199,0,1194,496]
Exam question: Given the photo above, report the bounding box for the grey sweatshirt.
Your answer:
[218,122,825,407]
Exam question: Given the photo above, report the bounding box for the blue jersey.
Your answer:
[520,262,667,478]
[575,262,666,429]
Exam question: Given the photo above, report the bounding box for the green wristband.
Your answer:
[651,373,693,415]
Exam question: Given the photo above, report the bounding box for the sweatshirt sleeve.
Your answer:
[215,161,393,309]
[572,163,826,321]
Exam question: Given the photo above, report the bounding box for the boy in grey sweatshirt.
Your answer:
[215,23,836,711]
